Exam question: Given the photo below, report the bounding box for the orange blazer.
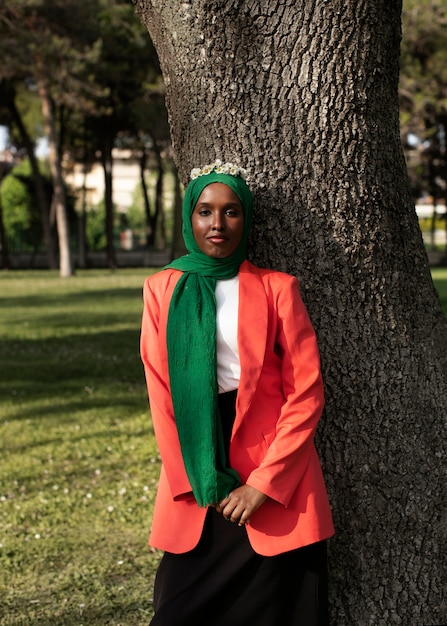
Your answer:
[140,260,334,556]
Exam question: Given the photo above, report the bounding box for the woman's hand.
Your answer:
[216,485,268,526]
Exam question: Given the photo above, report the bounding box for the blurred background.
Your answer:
[0,0,446,272]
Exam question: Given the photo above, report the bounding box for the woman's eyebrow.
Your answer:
[195,201,241,209]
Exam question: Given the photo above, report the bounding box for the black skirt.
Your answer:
[149,390,329,626]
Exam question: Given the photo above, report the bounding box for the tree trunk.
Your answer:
[135,1,447,624]
[37,76,74,277]
[101,132,117,271]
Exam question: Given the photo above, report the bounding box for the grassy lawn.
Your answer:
[0,269,160,625]
[0,266,446,626]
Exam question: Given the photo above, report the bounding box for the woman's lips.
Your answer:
[207,236,229,244]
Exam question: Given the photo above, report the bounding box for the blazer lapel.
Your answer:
[235,261,268,427]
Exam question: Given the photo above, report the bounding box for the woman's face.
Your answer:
[191,183,244,259]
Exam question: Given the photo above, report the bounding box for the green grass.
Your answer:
[0,269,161,625]
[1,266,446,626]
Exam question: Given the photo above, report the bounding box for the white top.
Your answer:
[215,276,240,393]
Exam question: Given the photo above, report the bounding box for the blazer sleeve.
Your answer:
[140,275,194,501]
[245,274,325,507]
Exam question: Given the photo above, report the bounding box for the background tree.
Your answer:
[0,158,49,257]
[0,7,57,269]
[0,0,106,276]
[121,75,175,251]
[78,0,162,269]
[1,0,165,272]
[400,0,447,251]
[134,1,447,624]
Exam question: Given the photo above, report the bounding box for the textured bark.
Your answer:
[134,1,447,624]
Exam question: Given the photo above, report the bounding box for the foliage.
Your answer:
[0,159,49,250]
[126,166,177,248]
[85,202,108,251]
[418,215,446,232]
[5,84,45,150]
[2,1,447,259]
[400,0,447,203]
[0,0,168,264]
[0,0,105,109]
[400,0,447,106]
[0,268,161,625]
[125,192,147,247]
[0,158,80,254]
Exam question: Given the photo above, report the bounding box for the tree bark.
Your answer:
[135,1,447,624]
[37,76,74,277]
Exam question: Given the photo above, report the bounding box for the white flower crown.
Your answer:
[190,159,248,181]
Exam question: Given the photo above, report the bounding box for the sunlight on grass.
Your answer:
[0,269,160,625]
[0,266,445,625]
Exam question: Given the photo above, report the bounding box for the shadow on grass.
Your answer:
[0,286,145,310]
[1,595,154,626]
[1,390,148,424]
[2,413,153,452]
[1,329,144,386]
[2,311,142,338]
[2,449,157,492]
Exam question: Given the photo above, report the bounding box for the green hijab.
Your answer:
[165,168,253,507]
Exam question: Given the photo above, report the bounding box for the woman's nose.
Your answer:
[212,212,225,231]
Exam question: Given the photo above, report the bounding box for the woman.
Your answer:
[140,160,334,625]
